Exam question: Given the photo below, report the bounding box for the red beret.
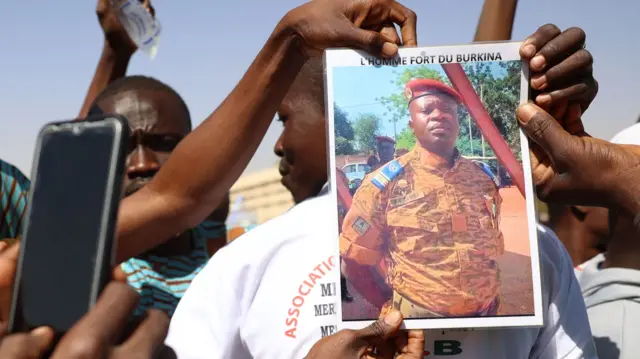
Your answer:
[375,135,396,144]
[404,78,463,105]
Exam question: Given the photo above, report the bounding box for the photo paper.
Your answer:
[325,42,542,330]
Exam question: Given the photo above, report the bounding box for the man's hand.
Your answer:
[305,310,424,359]
[0,327,55,359]
[0,242,55,359]
[518,102,640,216]
[97,0,155,58]
[283,0,417,59]
[0,242,20,325]
[51,282,171,358]
[521,24,597,113]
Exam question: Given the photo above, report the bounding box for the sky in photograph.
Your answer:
[333,62,510,138]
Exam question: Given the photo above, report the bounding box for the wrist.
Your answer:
[101,42,133,65]
[275,9,307,62]
[614,179,640,219]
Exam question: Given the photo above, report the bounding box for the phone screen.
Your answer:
[12,121,121,332]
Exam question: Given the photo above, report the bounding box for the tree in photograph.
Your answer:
[378,62,522,160]
[334,103,356,155]
[353,113,382,154]
[395,126,416,150]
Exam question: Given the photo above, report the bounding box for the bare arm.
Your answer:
[78,0,152,118]
[474,0,518,42]
[113,0,417,263]
[114,21,305,262]
[78,45,131,118]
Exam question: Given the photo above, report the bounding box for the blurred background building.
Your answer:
[226,166,294,241]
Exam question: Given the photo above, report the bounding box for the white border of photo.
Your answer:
[324,42,543,330]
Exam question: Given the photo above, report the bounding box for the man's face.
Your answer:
[377,141,395,163]
[409,94,459,152]
[97,89,190,197]
[274,91,327,204]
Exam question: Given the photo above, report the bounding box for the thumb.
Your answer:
[30,326,55,352]
[354,309,403,343]
[517,103,573,161]
[340,26,399,58]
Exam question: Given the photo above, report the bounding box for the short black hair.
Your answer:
[91,75,192,130]
[636,115,640,124]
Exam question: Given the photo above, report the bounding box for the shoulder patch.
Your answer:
[371,160,403,190]
[472,161,500,188]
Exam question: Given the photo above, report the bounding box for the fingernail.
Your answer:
[521,44,536,57]
[530,55,545,70]
[31,326,52,338]
[381,43,398,58]
[536,94,552,105]
[517,103,537,123]
[531,75,547,90]
[384,310,402,325]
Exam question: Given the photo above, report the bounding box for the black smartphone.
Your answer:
[8,115,129,335]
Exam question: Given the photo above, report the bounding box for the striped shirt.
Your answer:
[0,160,30,240]
[121,220,227,316]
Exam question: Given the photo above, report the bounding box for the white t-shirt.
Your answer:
[166,193,597,358]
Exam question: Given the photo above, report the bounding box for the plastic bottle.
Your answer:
[111,0,162,59]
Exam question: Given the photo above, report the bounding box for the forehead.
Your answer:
[97,89,190,135]
[412,93,458,109]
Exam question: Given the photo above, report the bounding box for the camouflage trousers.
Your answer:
[392,291,500,318]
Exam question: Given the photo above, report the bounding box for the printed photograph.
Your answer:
[325,43,543,330]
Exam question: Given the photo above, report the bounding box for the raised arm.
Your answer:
[78,0,154,118]
[473,0,518,42]
[114,0,417,262]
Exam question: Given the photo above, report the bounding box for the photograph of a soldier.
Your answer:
[333,59,535,324]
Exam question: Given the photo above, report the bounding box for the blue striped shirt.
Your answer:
[0,160,30,239]
[120,220,227,316]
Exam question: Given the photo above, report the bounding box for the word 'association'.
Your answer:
[360,52,503,66]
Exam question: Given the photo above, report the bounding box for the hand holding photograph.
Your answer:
[325,42,542,330]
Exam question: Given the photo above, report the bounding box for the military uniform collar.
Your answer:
[412,145,461,170]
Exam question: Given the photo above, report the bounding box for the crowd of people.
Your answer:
[0,0,639,358]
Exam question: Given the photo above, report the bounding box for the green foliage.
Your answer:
[378,62,522,160]
[395,126,416,150]
[335,136,356,155]
[334,103,355,140]
[353,113,382,154]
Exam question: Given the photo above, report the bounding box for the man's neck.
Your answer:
[415,143,456,169]
[601,227,640,270]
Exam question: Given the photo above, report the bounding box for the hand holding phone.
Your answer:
[8,115,129,335]
[0,281,171,359]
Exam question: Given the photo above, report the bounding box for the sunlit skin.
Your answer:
[274,90,327,204]
[97,89,192,279]
[97,89,189,199]
[408,94,459,161]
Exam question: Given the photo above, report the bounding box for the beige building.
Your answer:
[229,166,294,227]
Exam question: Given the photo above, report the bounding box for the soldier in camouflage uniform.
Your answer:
[339,78,504,318]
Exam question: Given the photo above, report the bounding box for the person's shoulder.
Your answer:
[532,224,599,359]
[536,224,571,266]
[0,159,30,187]
[218,194,333,258]
[611,122,640,145]
[461,157,499,188]
[367,154,412,191]
[535,224,578,296]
